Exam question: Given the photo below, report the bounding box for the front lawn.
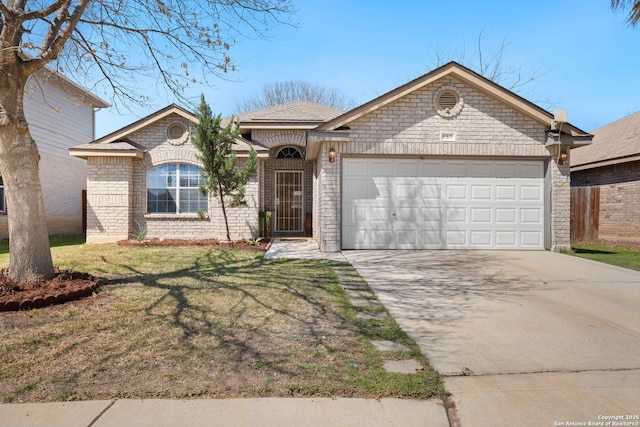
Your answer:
[569,241,640,271]
[0,240,444,403]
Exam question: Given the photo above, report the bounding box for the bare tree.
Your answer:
[431,30,552,105]
[0,0,293,282]
[236,80,356,113]
[611,0,640,26]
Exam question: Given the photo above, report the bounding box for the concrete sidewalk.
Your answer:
[265,238,347,261]
[0,398,450,427]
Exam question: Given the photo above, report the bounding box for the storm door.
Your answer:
[275,171,303,232]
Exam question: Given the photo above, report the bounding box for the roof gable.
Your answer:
[71,104,268,158]
[93,104,196,145]
[571,111,640,169]
[234,101,344,129]
[317,62,587,137]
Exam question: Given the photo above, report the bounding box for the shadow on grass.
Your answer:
[572,247,617,255]
[98,248,352,381]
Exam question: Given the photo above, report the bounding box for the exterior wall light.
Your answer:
[558,149,568,166]
[328,147,337,163]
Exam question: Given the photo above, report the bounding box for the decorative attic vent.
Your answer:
[438,91,458,110]
[166,122,189,145]
[433,86,463,118]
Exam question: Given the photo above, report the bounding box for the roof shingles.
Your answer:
[571,111,640,168]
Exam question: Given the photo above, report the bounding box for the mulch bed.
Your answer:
[0,238,270,312]
[0,270,99,312]
[117,237,271,252]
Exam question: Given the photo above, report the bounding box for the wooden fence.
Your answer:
[570,186,599,242]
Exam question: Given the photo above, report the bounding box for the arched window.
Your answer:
[147,164,208,214]
[276,146,302,159]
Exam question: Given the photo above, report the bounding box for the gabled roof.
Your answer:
[234,100,344,130]
[70,104,268,159]
[32,66,110,109]
[570,111,640,171]
[316,61,589,137]
[91,104,196,145]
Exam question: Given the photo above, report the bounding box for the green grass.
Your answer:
[0,238,444,403]
[0,234,86,264]
[569,241,640,271]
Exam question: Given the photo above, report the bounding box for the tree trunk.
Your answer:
[0,64,55,282]
[217,182,231,242]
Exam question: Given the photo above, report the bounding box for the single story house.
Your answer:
[71,61,591,251]
[1,70,109,239]
[570,111,640,243]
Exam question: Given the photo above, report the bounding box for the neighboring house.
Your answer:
[570,111,640,243]
[71,62,591,251]
[0,70,109,240]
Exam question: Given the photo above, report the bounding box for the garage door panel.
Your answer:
[397,161,420,177]
[446,185,467,200]
[369,230,394,247]
[521,185,542,201]
[445,230,467,246]
[395,207,417,221]
[496,231,517,247]
[421,184,442,199]
[496,208,517,224]
[421,207,441,222]
[470,208,492,223]
[521,208,542,224]
[471,185,492,200]
[446,207,467,223]
[420,230,443,245]
[520,162,544,178]
[396,183,419,199]
[470,230,492,246]
[371,161,394,176]
[496,185,517,201]
[342,158,545,250]
[521,231,542,247]
[420,161,445,177]
[353,206,368,222]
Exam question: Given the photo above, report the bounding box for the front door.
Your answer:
[275,171,303,232]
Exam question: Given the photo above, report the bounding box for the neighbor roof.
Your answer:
[570,111,640,171]
[234,101,344,130]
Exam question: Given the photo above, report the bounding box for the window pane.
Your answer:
[147,189,176,213]
[179,189,207,213]
[179,164,204,188]
[147,164,177,188]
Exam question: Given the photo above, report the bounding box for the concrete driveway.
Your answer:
[343,250,640,426]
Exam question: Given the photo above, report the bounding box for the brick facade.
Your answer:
[314,77,569,251]
[571,160,640,242]
[83,68,575,250]
[85,115,260,243]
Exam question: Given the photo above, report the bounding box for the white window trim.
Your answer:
[146,163,208,215]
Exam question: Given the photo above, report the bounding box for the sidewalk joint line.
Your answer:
[87,399,117,427]
[441,366,640,378]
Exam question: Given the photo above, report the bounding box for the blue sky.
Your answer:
[94,0,640,138]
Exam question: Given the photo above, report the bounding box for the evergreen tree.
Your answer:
[192,96,258,241]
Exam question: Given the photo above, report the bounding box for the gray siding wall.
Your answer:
[1,75,96,239]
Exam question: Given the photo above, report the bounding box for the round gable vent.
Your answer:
[167,122,189,145]
[434,86,463,118]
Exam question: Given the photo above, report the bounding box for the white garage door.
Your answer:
[342,158,545,250]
